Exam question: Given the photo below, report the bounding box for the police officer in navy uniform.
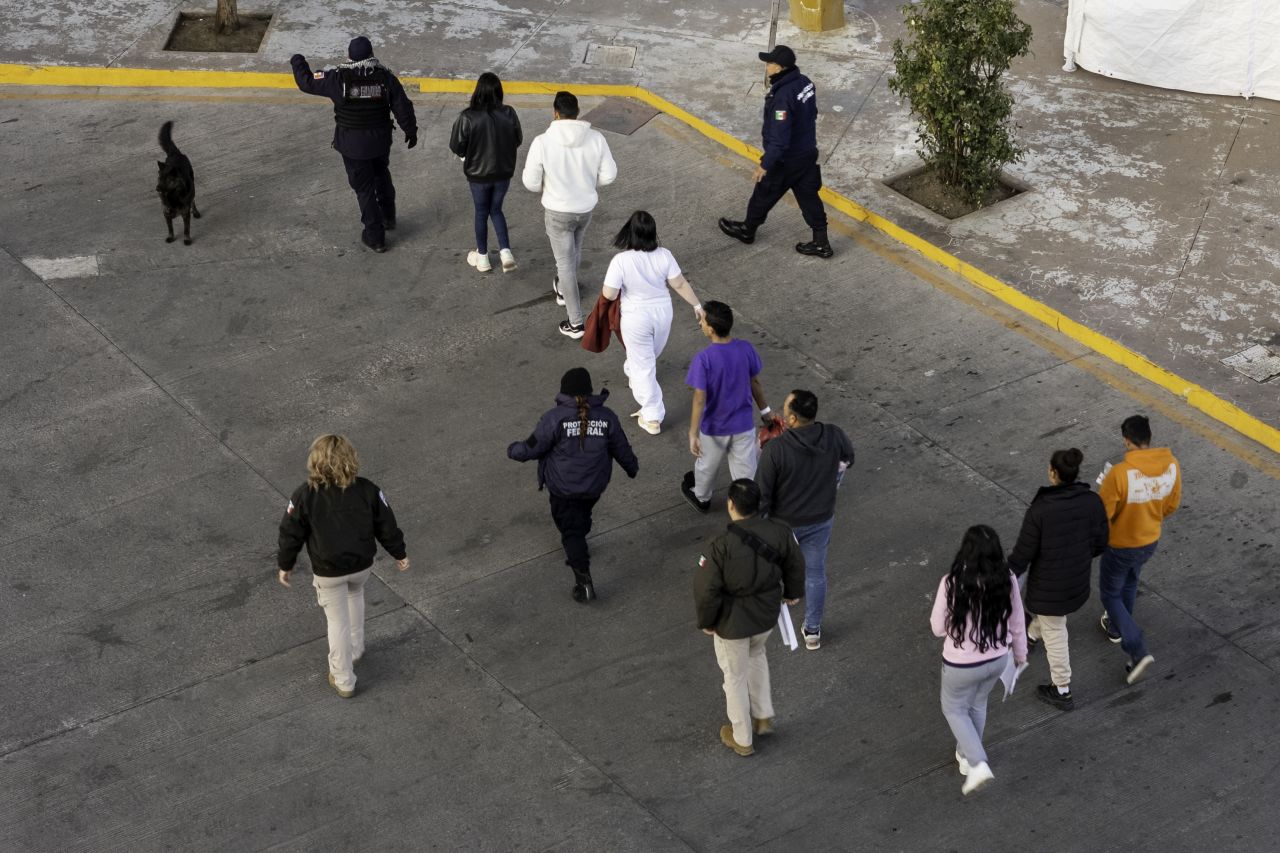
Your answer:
[719,45,832,258]
[291,37,418,253]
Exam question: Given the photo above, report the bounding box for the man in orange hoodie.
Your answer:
[1096,415,1182,684]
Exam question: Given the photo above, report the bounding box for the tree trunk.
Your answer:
[215,0,239,35]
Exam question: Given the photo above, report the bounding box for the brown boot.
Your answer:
[719,725,754,756]
[327,672,355,698]
[752,717,775,736]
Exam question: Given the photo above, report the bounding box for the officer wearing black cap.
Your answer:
[719,45,832,258]
[291,37,418,253]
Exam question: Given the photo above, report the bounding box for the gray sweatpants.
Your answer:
[692,429,759,501]
[939,654,1007,766]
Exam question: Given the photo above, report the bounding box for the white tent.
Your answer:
[1064,0,1280,101]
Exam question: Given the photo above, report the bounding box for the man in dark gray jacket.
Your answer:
[755,389,854,651]
[694,479,804,756]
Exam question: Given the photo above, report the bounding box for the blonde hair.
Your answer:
[307,434,359,488]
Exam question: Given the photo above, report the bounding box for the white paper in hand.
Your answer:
[1000,652,1029,700]
[778,603,799,651]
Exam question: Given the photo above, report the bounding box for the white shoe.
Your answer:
[499,248,517,272]
[629,410,642,418]
[637,418,661,435]
[955,751,970,776]
[467,250,492,272]
[552,277,566,306]
[961,761,994,795]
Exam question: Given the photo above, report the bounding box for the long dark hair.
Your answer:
[944,525,1012,653]
[612,210,659,252]
[575,395,590,449]
[470,72,504,111]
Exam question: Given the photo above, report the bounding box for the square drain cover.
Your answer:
[580,97,659,136]
[1222,344,1280,383]
[584,44,637,68]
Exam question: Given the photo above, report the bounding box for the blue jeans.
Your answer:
[469,179,511,253]
[1098,541,1158,660]
[793,517,835,634]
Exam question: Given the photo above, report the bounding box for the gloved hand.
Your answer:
[290,53,306,66]
[405,132,418,149]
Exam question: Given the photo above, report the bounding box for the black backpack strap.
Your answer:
[727,523,785,568]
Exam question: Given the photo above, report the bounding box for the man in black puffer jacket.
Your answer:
[1008,448,1109,710]
[694,479,804,756]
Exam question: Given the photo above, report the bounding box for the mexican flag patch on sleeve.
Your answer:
[774,110,787,121]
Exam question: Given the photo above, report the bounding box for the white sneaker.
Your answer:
[499,248,517,272]
[961,761,994,795]
[955,751,970,776]
[637,418,661,435]
[467,250,492,272]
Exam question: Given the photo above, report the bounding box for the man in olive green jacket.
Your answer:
[694,478,804,756]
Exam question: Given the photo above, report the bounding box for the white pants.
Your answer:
[713,630,775,747]
[693,429,759,501]
[620,299,673,423]
[313,568,370,691]
[1028,613,1072,687]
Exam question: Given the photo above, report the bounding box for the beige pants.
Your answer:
[713,629,774,747]
[1028,613,1071,688]
[313,568,371,691]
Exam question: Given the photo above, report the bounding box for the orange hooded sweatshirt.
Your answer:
[1097,447,1182,548]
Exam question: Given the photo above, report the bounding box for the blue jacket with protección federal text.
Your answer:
[508,390,638,498]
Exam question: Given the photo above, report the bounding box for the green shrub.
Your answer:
[889,0,1033,207]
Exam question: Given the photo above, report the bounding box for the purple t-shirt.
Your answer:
[685,339,762,436]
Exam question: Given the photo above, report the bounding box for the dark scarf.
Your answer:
[768,65,800,86]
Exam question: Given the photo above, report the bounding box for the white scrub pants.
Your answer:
[619,298,673,423]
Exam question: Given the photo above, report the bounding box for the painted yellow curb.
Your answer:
[2,62,1276,454]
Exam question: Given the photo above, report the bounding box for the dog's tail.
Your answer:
[159,121,181,157]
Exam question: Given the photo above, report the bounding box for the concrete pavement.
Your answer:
[1,82,1277,850]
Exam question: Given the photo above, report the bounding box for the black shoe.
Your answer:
[1036,683,1075,711]
[1027,635,1040,653]
[1100,612,1122,643]
[384,217,396,231]
[558,320,585,339]
[681,471,710,514]
[361,234,386,253]
[718,218,756,244]
[572,583,586,602]
[795,240,833,258]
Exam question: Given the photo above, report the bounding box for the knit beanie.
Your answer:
[348,36,373,61]
[560,367,593,396]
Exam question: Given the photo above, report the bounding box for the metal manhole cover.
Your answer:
[584,44,637,69]
[580,97,659,136]
[1222,344,1280,383]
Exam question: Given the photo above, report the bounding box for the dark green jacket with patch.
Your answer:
[693,516,805,640]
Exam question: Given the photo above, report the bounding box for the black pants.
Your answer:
[745,150,827,230]
[548,494,599,577]
[342,154,396,242]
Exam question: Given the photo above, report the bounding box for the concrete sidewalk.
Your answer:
[1,0,1276,441]
[1,84,1277,850]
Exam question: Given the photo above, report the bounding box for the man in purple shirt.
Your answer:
[682,301,777,513]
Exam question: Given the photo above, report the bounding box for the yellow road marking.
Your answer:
[1,61,1276,459]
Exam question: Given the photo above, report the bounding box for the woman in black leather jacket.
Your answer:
[449,72,523,273]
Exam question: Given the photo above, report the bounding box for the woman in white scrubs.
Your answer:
[601,211,704,435]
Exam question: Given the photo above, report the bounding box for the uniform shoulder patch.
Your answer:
[774,110,787,121]
[313,71,325,79]
[286,499,295,515]
[379,490,389,507]
[698,554,707,567]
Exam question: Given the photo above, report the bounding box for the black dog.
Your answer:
[156,121,200,245]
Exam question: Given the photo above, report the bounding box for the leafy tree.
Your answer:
[215,0,240,35]
[889,0,1032,206]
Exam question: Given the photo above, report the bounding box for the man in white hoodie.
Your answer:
[522,91,618,339]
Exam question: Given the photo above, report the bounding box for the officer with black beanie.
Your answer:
[718,45,832,258]
[291,36,418,252]
[508,367,639,602]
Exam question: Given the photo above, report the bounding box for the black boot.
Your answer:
[572,569,596,603]
[718,218,757,245]
[795,227,833,258]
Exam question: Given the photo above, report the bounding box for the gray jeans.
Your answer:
[939,654,1007,766]
[545,209,592,326]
